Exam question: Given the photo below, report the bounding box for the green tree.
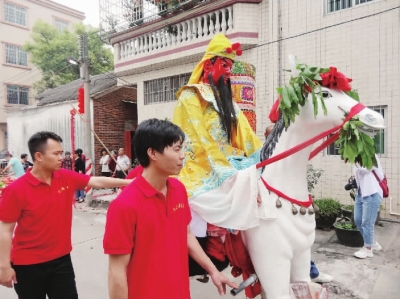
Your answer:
[23,20,114,93]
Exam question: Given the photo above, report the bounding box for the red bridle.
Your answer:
[256,102,366,207]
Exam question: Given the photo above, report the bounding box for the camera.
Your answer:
[344,176,357,190]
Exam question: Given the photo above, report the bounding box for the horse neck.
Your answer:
[261,123,324,201]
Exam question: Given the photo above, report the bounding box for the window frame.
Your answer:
[4,43,28,67]
[5,84,30,106]
[326,0,374,14]
[54,17,69,32]
[144,73,191,105]
[3,1,28,27]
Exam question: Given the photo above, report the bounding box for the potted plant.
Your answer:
[334,187,364,247]
[314,198,341,231]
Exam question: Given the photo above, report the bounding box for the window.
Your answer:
[4,2,27,26]
[370,105,386,155]
[326,105,386,155]
[5,44,28,66]
[144,73,191,105]
[6,85,29,105]
[55,18,68,32]
[326,0,373,13]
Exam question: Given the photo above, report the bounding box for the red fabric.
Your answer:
[0,169,90,265]
[320,67,352,91]
[269,97,281,123]
[205,236,226,262]
[261,177,313,207]
[120,165,144,191]
[225,232,261,299]
[103,174,192,299]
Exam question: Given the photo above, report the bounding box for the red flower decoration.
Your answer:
[320,67,353,92]
[232,43,241,51]
[269,96,281,123]
[226,47,233,54]
[304,85,312,93]
[235,49,242,56]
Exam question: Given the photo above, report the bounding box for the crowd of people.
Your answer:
[0,33,386,299]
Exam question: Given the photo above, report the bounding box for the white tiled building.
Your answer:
[103,0,399,218]
[0,0,84,151]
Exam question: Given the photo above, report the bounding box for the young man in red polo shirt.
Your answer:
[0,131,132,299]
[103,119,238,299]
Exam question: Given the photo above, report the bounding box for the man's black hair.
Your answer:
[21,153,28,159]
[28,131,63,161]
[134,119,185,167]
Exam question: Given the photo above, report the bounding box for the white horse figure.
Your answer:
[190,56,385,299]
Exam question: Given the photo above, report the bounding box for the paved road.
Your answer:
[1,206,399,299]
[0,207,247,299]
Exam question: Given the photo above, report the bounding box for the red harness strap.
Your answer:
[256,103,365,204]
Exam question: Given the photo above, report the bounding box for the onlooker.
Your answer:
[108,150,117,177]
[61,151,73,171]
[20,154,33,172]
[114,148,130,179]
[0,131,131,299]
[353,154,384,259]
[1,154,24,178]
[74,149,86,203]
[103,119,237,299]
[99,149,111,177]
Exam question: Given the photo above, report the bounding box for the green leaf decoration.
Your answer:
[335,116,377,169]
[277,58,331,128]
[345,90,360,102]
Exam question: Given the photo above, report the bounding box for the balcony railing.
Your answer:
[116,5,234,61]
[109,1,261,72]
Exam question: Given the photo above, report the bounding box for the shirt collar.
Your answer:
[134,174,176,198]
[25,168,61,186]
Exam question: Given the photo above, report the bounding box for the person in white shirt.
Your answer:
[114,148,131,179]
[353,154,384,259]
[99,149,111,177]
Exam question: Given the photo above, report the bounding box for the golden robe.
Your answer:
[173,84,262,199]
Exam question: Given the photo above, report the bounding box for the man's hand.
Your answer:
[210,271,238,295]
[0,267,17,288]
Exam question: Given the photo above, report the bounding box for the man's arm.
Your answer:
[0,221,17,288]
[88,177,133,189]
[1,163,11,174]
[187,226,238,295]
[108,254,130,299]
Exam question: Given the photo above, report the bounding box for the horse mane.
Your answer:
[260,111,286,163]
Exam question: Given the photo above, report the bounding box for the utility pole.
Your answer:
[78,34,94,207]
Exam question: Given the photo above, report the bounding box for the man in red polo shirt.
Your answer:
[103,119,237,299]
[0,131,132,299]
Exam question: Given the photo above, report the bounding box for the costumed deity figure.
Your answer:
[173,34,263,297]
[173,34,262,236]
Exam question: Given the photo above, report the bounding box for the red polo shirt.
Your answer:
[0,169,90,265]
[103,174,191,299]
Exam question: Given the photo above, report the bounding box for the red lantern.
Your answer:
[77,87,84,114]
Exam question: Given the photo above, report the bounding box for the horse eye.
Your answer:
[321,91,331,98]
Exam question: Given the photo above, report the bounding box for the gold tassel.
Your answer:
[308,209,314,215]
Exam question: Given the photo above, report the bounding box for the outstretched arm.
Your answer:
[88,177,133,189]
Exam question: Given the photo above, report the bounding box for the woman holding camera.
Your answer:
[353,154,384,259]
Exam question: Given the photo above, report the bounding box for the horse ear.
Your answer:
[288,54,300,77]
